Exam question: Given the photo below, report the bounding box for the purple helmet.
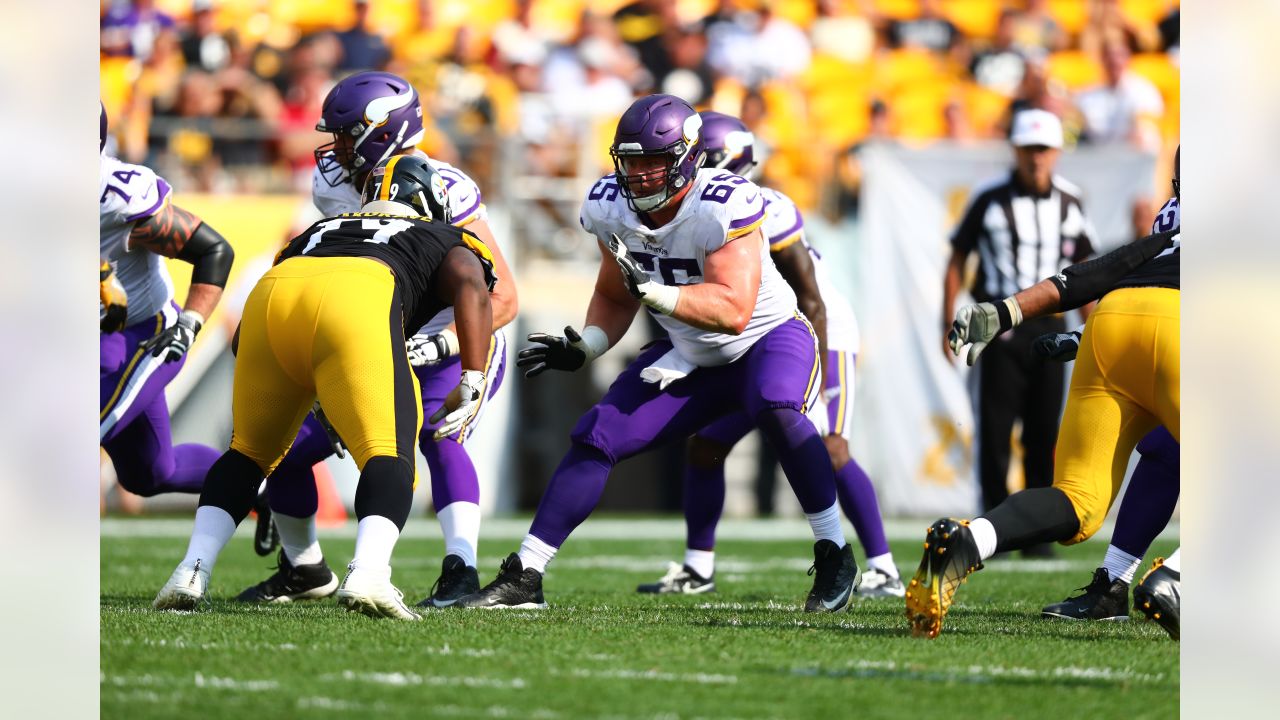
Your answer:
[698,111,758,178]
[100,101,107,153]
[314,71,425,187]
[610,94,705,213]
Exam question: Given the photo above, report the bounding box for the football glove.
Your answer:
[140,310,203,363]
[430,370,485,440]
[1032,330,1082,362]
[311,401,346,459]
[607,233,679,314]
[406,329,459,367]
[100,261,128,334]
[517,326,607,378]
[948,298,1022,366]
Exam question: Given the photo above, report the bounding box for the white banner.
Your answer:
[810,142,1156,517]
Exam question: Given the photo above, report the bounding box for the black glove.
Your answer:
[517,326,589,378]
[1032,330,1082,362]
[139,310,202,363]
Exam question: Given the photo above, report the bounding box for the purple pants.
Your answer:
[100,304,218,496]
[266,331,507,517]
[1111,426,1180,558]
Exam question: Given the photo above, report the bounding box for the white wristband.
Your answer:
[579,325,610,363]
[439,328,461,357]
[178,309,205,330]
[1001,297,1024,329]
[641,283,680,315]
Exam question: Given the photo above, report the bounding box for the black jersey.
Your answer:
[1050,230,1179,311]
[276,212,496,332]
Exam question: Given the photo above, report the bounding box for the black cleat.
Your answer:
[236,550,339,603]
[636,563,716,594]
[1133,558,1180,640]
[417,554,481,608]
[252,494,279,557]
[1041,567,1130,620]
[905,518,985,638]
[455,553,547,609]
[804,540,860,613]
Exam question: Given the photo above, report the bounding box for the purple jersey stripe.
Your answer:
[729,206,766,230]
[768,214,805,247]
[452,194,482,225]
[125,177,171,223]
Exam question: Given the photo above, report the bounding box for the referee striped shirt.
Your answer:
[950,171,1097,302]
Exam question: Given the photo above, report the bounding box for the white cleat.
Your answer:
[855,568,906,598]
[335,564,421,621]
[153,559,210,611]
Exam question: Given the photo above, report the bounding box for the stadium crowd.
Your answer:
[102,0,1180,215]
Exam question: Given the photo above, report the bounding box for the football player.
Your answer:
[154,155,498,620]
[237,71,518,608]
[100,102,233,499]
[458,94,859,611]
[636,112,902,598]
[907,159,1180,638]
[1039,146,1180,622]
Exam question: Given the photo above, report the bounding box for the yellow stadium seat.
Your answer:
[270,0,353,33]
[1128,52,1180,100]
[961,82,1011,138]
[874,0,923,21]
[800,53,874,94]
[875,49,947,95]
[531,0,588,44]
[774,0,818,29]
[941,0,1002,40]
[367,0,419,38]
[1047,0,1090,36]
[810,89,871,148]
[1122,0,1176,25]
[889,81,952,141]
[1046,50,1104,91]
[99,57,142,123]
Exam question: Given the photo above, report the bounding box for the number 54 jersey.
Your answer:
[580,168,798,367]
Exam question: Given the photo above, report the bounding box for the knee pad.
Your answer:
[354,455,415,530]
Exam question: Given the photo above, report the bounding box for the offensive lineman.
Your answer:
[154,155,497,620]
[458,94,859,611]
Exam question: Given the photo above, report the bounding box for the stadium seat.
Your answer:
[1046,50,1104,91]
[874,0,923,21]
[809,89,872,148]
[875,49,948,96]
[1121,0,1177,26]
[1047,0,1090,36]
[889,83,951,141]
[960,82,1011,138]
[269,0,355,33]
[1128,52,1180,100]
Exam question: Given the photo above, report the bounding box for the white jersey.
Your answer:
[99,154,175,327]
[759,187,859,354]
[311,151,489,336]
[580,168,797,366]
[1151,195,1179,234]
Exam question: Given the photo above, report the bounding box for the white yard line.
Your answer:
[102,517,1177,542]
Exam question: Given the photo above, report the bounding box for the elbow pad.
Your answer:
[179,222,235,288]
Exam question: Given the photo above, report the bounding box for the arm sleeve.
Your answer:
[178,221,235,288]
[1049,231,1176,310]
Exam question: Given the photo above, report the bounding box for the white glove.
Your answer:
[406,329,459,367]
[430,370,485,440]
[948,297,1023,366]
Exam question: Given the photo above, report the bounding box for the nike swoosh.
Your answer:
[823,584,852,610]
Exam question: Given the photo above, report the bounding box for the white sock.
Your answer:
[1162,548,1180,573]
[275,512,323,566]
[517,534,557,575]
[683,548,715,579]
[181,505,238,571]
[866,552,899,579]
[969,517,998,561]
[350,515,400,572]
[805,502,846,547]
[437,501,481,568]
[1101,545,1143,584]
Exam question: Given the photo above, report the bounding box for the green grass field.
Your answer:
[102,518,1178,719]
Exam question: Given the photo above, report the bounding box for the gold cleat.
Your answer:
[905,518,984,639]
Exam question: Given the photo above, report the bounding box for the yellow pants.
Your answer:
[230,256,422,478]
[1055,287,1180,544]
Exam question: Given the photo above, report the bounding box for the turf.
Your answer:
[102,519,1178,719]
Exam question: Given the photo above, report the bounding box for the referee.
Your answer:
[942,110,1097,544]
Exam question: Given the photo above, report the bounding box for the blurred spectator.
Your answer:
[811,0,876,64]
[1080,0,1160,56]
[661,23,714,105]
[887,0,962,55]
[335,0,391,71]
[494,0,555,75]
[1009,0,1067,56]
[751,1,812,82]
[1075,41,1163,150]
[1003,57,1080,145]
[1158,6,1179,55]
[942,99,973,142]
[969,10,1027,97]
[101,0,176,61]
[180,0,231,74]
[614,0,678,89]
